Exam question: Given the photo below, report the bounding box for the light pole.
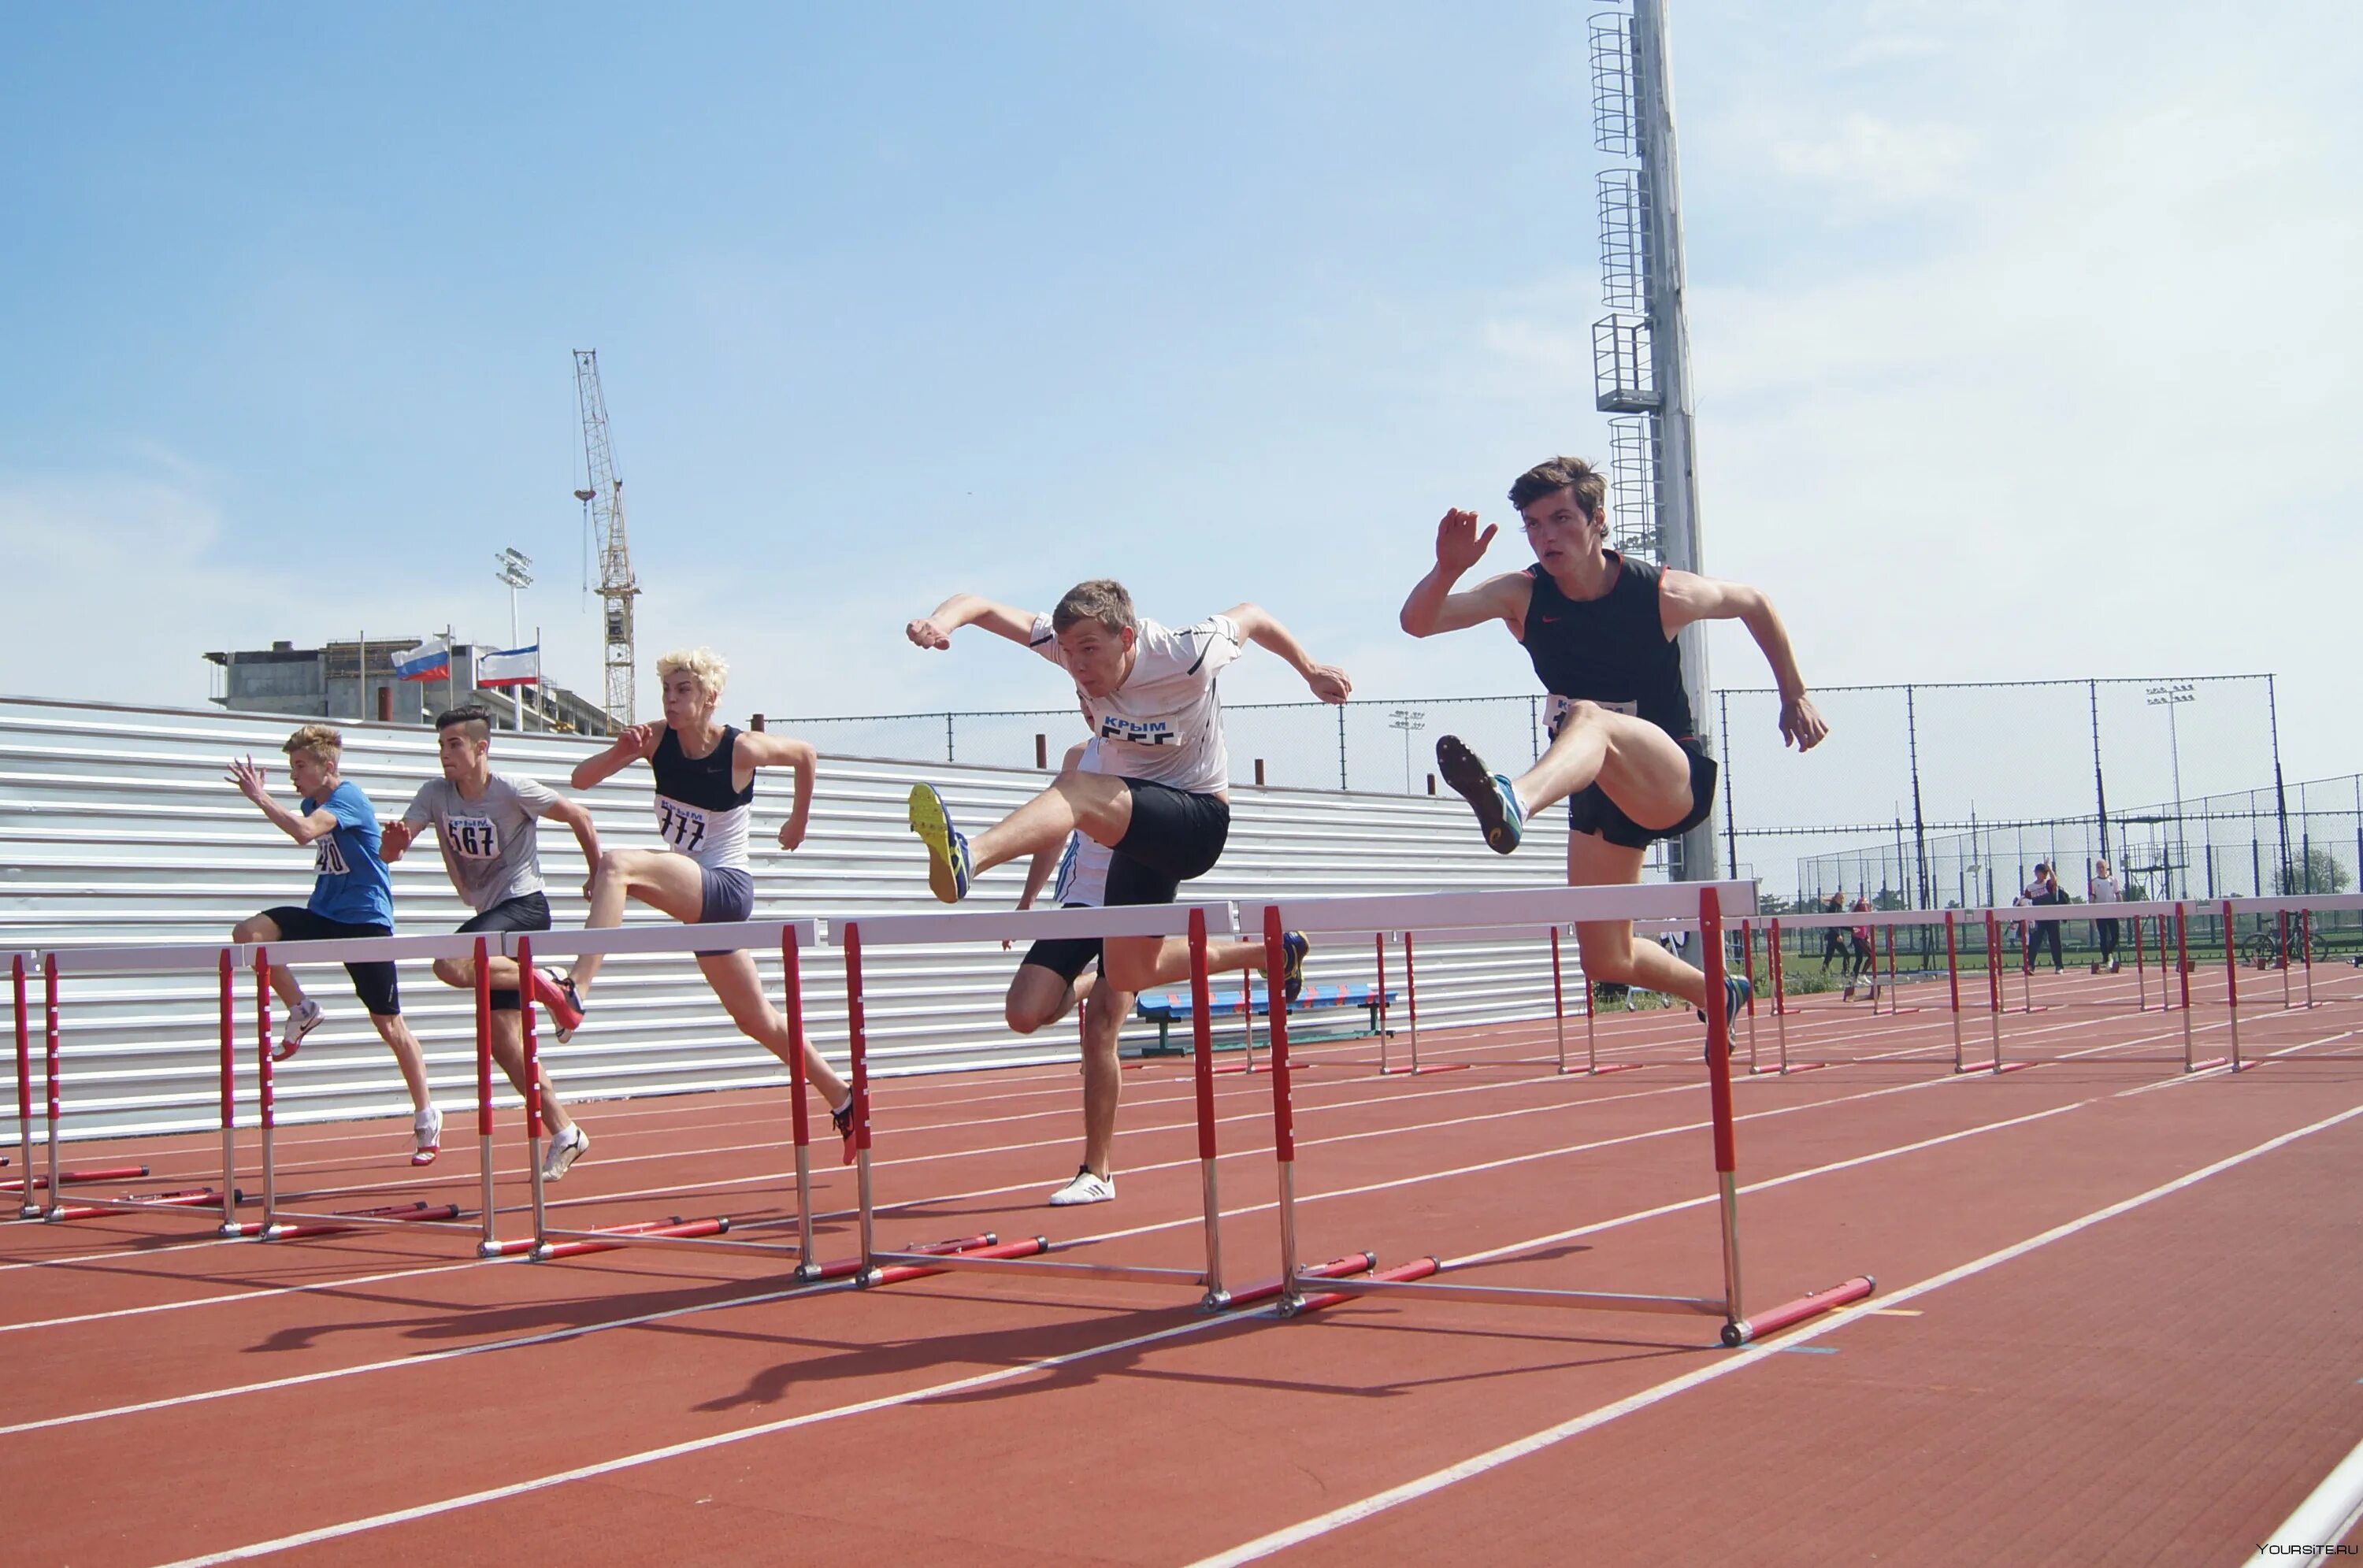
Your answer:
[2147,683,2194,898]
[1389,708,1426,795]
[495,548,533,731]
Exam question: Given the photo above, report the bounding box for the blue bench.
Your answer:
[1132,982,1393,1055]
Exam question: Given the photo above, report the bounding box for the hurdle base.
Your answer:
[1220,1252,1378,1313]
[1285,1257,1443,1317]
[1721,1274,1875,1347]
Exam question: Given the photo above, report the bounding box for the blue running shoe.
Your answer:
[1281,931,1310,1005]
[907,784,973,903]
[1435,734,1523,854]
[1698,975,1752,1061]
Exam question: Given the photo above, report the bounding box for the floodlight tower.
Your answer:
[573,350,640,729]
[1592,0,1714,882]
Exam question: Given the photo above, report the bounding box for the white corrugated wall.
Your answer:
[0,695,1597,1143]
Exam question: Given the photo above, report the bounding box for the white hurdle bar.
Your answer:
[27,943,251,1236]
[1239,880,1871,1347]
[837,900,1283,1308]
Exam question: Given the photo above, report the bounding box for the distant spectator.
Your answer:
[2023,862,2066,972]
[2087,858,2123,973]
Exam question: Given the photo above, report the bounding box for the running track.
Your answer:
[7,965,2362,1565]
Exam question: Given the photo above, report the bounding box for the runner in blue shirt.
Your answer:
[228,724,443,1165]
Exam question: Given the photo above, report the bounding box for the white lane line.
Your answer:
[1185,1099,2363,1567]
[2254,1431,2363,1559]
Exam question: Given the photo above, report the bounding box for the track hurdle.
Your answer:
[33,943,250,1236]
[835,900,1356,1310]
[1241,880,1871,1347]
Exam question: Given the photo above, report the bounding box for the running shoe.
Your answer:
[276,996,322,1062]
[411,1104,443,1167]
[1048,1166,1115,1207]
[832,1098,858,1165]
[907,783,973,903]
[1281,931,1310,1005]
[1435,735,1523,854]
[540,1123,591,1182]
[1697,975,1752,1061]
[534,967,584,1042]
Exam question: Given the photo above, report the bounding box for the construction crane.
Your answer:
[572,349,640,729]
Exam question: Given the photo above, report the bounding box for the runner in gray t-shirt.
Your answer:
[380,705,604,1181]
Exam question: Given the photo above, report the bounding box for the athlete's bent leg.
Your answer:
[966,773,1138,880]
[1563,832,1709,1010]
[1510,703,1694,829]
[572,850,707,992]
[1099,936,1273,994]
[232,914,310,1012]
[1006,965,1084,1035]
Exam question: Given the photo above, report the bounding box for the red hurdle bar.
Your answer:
[1373,932,1389,1075]
[1983,912,2005,1073]
[14,955,34,1218]
[1401,931,1419,1074]
[2,1162,149,1194]
[518,933,550,1248]
[2132,910,2146,1009]
[1188,907,1229,1307]
[217,948,237,1236]
[1263,905,1305,1312]
[782,922,820,1278]
[1738,919,1758,1073]
[2176,903,2198,1070]
[43,953,59,1214]
[473,936,499,1256]
[1944,910,1964,1073]
[2303,909,2316,1006]
[2222,899,2242,1070]
[1881,925,1897,1014]
[254,947,276,1231]
[2279,910,2293,1008]
[1767,917,1789,1073]
[845,920,877,1278]
[1552,925,1570,1074]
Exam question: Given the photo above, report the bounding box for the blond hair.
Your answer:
[655,647,729,698]
[281,725,343,768]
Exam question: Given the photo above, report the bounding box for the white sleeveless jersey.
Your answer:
[1029,612,1243,795]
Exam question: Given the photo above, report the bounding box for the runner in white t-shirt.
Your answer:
[903,578,1351,1001]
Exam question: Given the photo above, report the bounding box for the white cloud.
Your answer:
[1764,112,1981,206]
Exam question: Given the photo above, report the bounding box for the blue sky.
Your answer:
[5,2,2358,798]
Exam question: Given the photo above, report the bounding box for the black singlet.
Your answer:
[651,725,755,811]
[1519,553,1696,740]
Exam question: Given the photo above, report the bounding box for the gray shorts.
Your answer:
[695,865,756,958]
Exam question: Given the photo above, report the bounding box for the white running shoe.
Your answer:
[410,1105,443,1167]
[276,997,323,1061]
[541,1124,591,1183]
[1047,1167,1115,1207]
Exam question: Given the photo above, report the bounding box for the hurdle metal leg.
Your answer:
[14,956,35,1219]
[474,939,500,1257]
[1263,907,1305,1315]
[1189,908,1228,1309]
[783,925,820,1279]
[1944,911,1964,1073]
[1550,925,1568,1074]
[2222,899,2242,1071]
[520,936,550,1252]
[254,948,277,1236]
[845,921,879,1284]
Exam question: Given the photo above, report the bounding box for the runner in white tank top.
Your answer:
[565,647,859,1161]
[902,577,1350,1007]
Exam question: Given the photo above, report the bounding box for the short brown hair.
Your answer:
[281,725,343,767]
[1508,456,1608,519]
[435,704,495,743]
[1052,579,1136,636]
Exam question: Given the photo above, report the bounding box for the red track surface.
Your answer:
[8,964,2363,1566]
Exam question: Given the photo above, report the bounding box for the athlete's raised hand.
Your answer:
[1304,664,1353,704]
[616,721,664,760]
[380,820,416,862]
[224,755,272,805]
[1779,694,1829,753]
[1434,508,1497,576]
[906,616,954,651]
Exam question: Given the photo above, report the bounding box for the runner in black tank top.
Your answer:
[1398,456,1830,1051]
[566,648,861,1161]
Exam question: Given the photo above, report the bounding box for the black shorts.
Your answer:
[456,892,551,1011]
[1105,780,1231,908]
[1020,908,1103,987]
[258,906,401,1018]
[1567,737,1718,851]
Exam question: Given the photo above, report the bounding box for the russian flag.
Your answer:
[478,644,541,688]
[395,636,450,683]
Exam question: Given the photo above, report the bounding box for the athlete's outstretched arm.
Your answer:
[1660,572,1830,751]
[224,757,339,845]
[1222,603,1352,703]
[1400,509,1533,638]
[570,722,662,791]
[907,594,1039,651]
[735,730,819,849]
